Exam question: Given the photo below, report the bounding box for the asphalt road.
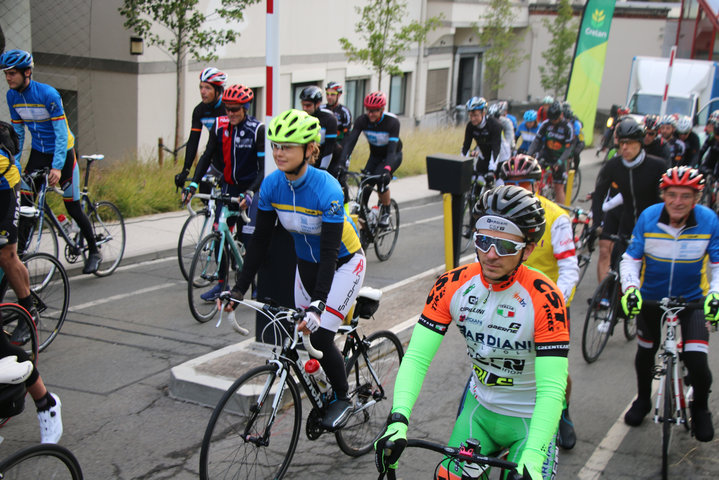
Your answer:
[1,152,717,479]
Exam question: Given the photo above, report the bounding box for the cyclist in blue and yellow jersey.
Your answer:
[0,121,62,444]
[527,101,576,205]
[184,84,265,301]
[1,49,101,274]
[322,81,352,140]
[620,166,719,442]
[224,109,366,432]
[375,185,568,480]
[174,67,227,189]
[299,86,340,177]
[500,154,580,451]
[515,110,539,154]
[341,91,402,228]
[461,96,503,177]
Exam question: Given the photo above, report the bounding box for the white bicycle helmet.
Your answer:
[676,115,693,134]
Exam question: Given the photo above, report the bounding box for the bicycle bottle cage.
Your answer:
[356,286,381,318]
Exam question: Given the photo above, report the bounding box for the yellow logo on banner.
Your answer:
[591,9,605,27]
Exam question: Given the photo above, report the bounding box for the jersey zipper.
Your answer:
[288,177,318,263]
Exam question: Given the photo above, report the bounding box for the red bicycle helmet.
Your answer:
[223,84,253,105]
[199,67,227,88]
[364,91,387,109]
[326,81,343,94]
[660,166,705,192]
[499,155,542,182]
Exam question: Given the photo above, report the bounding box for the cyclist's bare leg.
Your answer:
[597,239,613,281]
[553,183,566,205]
[378,189,390,207]
[0,243,30,298]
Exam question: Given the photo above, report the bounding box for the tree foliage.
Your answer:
[476,0,527,98]
[539,0,578,99]
[340,0,441,91]
[118,0,259,153]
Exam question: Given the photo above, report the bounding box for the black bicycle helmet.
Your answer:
[643,114,660,131]
[300,85,323,104]
[499,155,542,182]
[547,101,563,121]
[615,117,645,141]
[473,185,546,243]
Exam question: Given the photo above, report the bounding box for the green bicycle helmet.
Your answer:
[267,109,321,144]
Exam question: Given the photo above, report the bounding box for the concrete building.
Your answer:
[0,0,678,161]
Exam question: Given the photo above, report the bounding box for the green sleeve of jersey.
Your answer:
[520,356,568,470]
[391,322,444,420]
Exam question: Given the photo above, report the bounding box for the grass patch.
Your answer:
[45,126,465,219]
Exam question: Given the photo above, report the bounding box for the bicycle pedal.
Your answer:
[305,408,324,441]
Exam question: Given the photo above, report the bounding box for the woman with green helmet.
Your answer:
[224,109,366,430]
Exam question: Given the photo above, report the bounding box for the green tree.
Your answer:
[340,0,441,91]
[539,0,578,99]
[476,0,527,98]
[119,0,259,158]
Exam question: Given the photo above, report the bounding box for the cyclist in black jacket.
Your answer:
[174,67,227,188]
[341,91,402,228]
[460,96,502,177]
[322,81,352,140]
[300,86,340,177]
[642,114,671,166]
[591,117,665,282]
[677,115,701,167]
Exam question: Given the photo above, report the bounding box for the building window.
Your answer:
[345,78,367,118]
[389,74,407,115]
[426,68,449,113]
[292,82,319,109]
[247,87,261,118]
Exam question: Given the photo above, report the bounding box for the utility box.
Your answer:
[426,154,473,195]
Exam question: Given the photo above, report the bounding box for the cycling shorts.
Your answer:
[440,386,558,480]
[22,149,81,202]
[537,150,566,185]
[0,189,20,248]
[364,152,403,193]
[637,303,709,354]
[599,206,621,240]
[294,251,366,332]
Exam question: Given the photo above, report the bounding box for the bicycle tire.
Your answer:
[623,314,637,340]
[0,303,39,365]
[199,363,301,480]
[335,330,404,457]
[3,253,69,352]
[460,183,482,253]
[0,443,83,479]
[373,199,400,261]
[177,210,211,281]
[188,233,228,323]
[582,274,617,363]
[570,168,581,202]
[21,214,59,259]
[662,358,675,480]
[84,201,125,276]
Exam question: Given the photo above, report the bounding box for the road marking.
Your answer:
[403,214,444,228]
[382,253,474,294]
[71,282,182,311]
[578,383,659,479]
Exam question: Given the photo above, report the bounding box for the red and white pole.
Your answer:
[660,46,677,117]
[265,0,280,176]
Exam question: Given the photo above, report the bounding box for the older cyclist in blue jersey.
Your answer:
[2,49,101,274]
[224,109,366,431]
[620,166,719,442]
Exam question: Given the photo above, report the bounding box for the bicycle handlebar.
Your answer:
[643,298,704,310]
[185,193,251,224]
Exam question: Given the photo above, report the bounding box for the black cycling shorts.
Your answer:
[0,188,19,248]
[363,152,403,193]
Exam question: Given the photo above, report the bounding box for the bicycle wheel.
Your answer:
[199,364,302,480]
[662,359,675,480]
[188,233,228,323]
[0,303,38,364]
[570,168,581,202]
[0,443,83,479]
[177,210,212,281]
[4,253,69,352]
[21,215,59,259]
[623,313,637,340]
[373,199,400,261]
[335,330,404,456]
[582,274,617,363]
[85,201,125,276]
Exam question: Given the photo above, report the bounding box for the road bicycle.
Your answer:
[561,205,595,286]
[582,235,636,363]
[643,297,703,480]
[536,158,581,204]
[0,253,69,352]
[199,288,404,480]
[187,194,250,323]
[345,171,400,261]
[460,172,496,253]
[380,437,529,480]
[177,174,221,281]
[0,443,83,479]
[0,303,38,367]
[19,154,126,276]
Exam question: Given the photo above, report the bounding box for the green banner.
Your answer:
[566,0,616,146]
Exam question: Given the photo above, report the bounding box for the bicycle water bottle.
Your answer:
[368,206,379,227]
[304,358,330,393]
[57,214,72,235]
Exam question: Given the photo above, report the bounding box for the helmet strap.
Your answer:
[285,145,309,177]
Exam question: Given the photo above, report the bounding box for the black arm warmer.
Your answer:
[234,208,277,294]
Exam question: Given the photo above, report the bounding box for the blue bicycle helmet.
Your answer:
[523,110,537,122]
[0,49,33,70]
[466,97,487,111]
